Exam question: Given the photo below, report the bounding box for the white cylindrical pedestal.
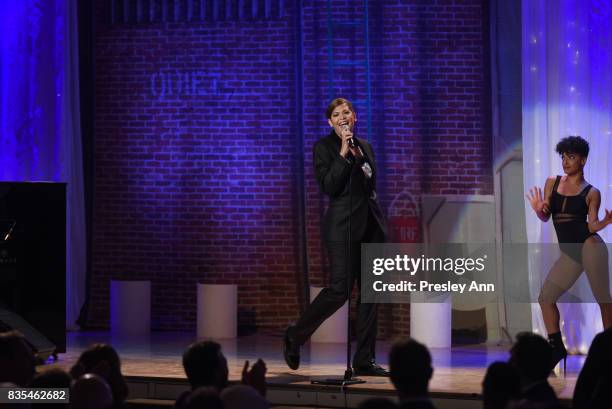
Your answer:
[310,286,348,343]
[410,295,451,348]
[197,283,237,339]
[110,280,151,336]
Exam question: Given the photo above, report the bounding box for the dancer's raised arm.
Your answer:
[526,177,554,222]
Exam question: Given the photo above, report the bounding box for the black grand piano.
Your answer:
[0,182,66,359]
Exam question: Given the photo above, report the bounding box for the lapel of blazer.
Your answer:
[358,138,376,179]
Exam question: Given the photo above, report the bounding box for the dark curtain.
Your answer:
[76,0,96,328]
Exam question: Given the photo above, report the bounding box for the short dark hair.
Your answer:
[389,339,433,395]
[482,361,520,409]
[70,343,122,375]
[325,98,355,119]
[0,330,36,386]
[555,136,589,157]
[0,330,28,359]
[510,332,552,381]
[70,343,128,404]
[182,341,227,389]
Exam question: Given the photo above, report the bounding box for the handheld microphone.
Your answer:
[3,221,15,241]
[341,124,356,148]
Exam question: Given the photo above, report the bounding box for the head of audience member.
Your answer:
[183,341,229,391]
[70,343,128,405]
[0,330,37,386]
[71,373,114,409]
[29,368,72,409]
[509,333,552,385]
[582,326,612,378]
[389,339,433,400]
[573,327,612,409]
[30,368,72,388]
[357,397,398,409]
[220,385,268,409]
[185,386,225,409]
[482,361,520,409]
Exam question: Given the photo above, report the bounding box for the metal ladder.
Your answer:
[326,0,372,141]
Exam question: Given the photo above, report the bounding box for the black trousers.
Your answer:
[291,211,385,366]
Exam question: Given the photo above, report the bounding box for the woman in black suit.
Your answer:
[283,98,387,376]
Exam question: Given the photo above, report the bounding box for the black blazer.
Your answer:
[313,131,386,243]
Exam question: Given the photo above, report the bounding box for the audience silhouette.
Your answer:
[509,332,560,408]
[175,340,267,409]
[0,330,36,386]
[182,341,229,391]
[573,327,612,409]
[69,343,129,407]
[71,373,114,409]
[220,384,269,409]
[3,328,612,409]
[482,361,520,409]
[389,339,436,409]
[183,386,225,409]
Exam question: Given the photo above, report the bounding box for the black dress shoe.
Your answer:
[353,361,390,377]
[283,326,300,370]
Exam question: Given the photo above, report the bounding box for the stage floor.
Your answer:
[42,331,580,408]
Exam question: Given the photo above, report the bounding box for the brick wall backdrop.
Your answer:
[88,0,492,337]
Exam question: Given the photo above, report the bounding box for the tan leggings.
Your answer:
[538,235,612,333]
[539,235,612,304]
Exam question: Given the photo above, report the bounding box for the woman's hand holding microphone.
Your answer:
[339,125,361,159]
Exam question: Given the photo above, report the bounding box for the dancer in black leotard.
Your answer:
[526,136,612,373]
[549,175,597,264]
